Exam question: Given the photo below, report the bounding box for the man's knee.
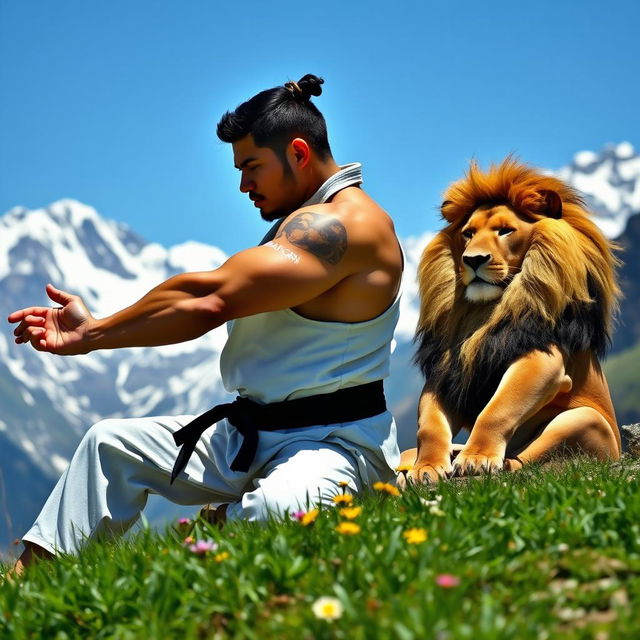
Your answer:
[84,418,127,449]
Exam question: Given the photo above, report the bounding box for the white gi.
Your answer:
[22,164,401,555]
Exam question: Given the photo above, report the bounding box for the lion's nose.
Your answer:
[463,254,491,271]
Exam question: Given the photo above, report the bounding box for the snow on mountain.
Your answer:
[557,141,640,238]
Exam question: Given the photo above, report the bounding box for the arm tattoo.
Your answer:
[265,241,300,264]
[275,212,347,265]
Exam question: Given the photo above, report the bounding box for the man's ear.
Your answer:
[290,138,311,169]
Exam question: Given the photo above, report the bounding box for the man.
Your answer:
[7,74,403,574]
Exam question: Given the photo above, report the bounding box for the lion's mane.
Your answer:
[415,158,621,423]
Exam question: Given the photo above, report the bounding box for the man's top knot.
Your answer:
[285,74,324,101]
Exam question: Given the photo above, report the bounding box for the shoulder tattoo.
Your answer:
[275,211,347,265]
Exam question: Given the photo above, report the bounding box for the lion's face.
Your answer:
[459,204,534,303]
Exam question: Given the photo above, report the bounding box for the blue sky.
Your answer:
[1,0,639,255]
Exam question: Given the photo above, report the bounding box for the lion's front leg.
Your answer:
[453,346,572,476]
[400,386,459,487]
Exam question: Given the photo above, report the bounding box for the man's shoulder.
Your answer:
[284,194,394,241]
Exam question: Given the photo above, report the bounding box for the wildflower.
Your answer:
[312,596,344,621]
[435,574,460,588]
[291,510,306,522]
[333,493,354,505]
[373,482,400,497]
[395,464,412,473]
[403,528,428,544]
[214,551,230,563]
[188,539,219,555]
[339,506,362,520]
[301,509,319,526]
[335,521,361,535]
[395,464,412,482]
[183,536,195,545]
[178,517,192,525]
[338,481,350,494]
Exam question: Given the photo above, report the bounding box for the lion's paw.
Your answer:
[452,452,504,477]
[403,462,452,487]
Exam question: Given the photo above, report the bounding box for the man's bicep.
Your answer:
[210,242,345,319]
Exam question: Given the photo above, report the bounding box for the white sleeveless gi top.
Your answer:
[219,163,401,481]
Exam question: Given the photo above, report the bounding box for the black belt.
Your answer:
[170,380,386,484]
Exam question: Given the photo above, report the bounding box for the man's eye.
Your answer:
[498,227,514,236]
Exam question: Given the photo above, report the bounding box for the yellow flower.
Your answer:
[333,493,354,505]
[339,506,362,520]
[214,551,230,562]
[312,596,343,621]
[338,481,350,487]
[335,521,361,535]
[301,509,320,526]
[373,482,400,497]
[395,465,413,473]
[403,528,428,544]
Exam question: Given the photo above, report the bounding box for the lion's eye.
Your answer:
[498,227,515,236]
[462,229,474,239]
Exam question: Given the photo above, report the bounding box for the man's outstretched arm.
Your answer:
[8,212,353,355]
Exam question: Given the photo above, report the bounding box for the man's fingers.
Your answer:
[12,316,46,336]
[7,307,49,324]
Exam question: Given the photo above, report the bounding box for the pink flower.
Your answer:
[187,539,219,555]
[178,517,192,525]
[435,574,460,588]
[291,510,306,522]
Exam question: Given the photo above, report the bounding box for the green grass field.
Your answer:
[2,458,639,639]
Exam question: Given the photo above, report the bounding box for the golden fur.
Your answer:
[418,157,620,375]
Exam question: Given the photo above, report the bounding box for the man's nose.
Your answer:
[239,174,255,193]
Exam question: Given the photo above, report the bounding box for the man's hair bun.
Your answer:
[284,74,324,101]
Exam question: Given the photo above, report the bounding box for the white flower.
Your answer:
[312,596,344,621]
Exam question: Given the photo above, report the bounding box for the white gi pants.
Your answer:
[23,412,396,555]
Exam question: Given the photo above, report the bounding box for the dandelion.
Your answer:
[338,480,350,494]
[395,464,412,482]
[214,551,230,563]
[373,482,400,497]
[435,574,460,588]
[335,521,361,535]
[403,528,428,544]
[339,506,362,520]
[333,493,354,505]
[312,596,344,621]
[188,539,219,555]
[301,509,320,526]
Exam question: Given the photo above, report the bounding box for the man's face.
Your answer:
[232,134,303,222]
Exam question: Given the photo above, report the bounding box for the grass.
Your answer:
[2,458,640,639]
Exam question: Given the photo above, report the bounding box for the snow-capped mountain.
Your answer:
[1,142,638,549]
[556,141,640,239]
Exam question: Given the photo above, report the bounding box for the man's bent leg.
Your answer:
[22,415,242,557]
[226,441,363,522]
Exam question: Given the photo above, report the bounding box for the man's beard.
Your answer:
[260,206,291,222]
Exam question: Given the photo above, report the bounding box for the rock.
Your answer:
[620,423,640,457]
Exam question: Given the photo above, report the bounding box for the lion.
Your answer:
[399,157,622,485]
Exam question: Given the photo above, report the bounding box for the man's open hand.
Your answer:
[7,284,94,355]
